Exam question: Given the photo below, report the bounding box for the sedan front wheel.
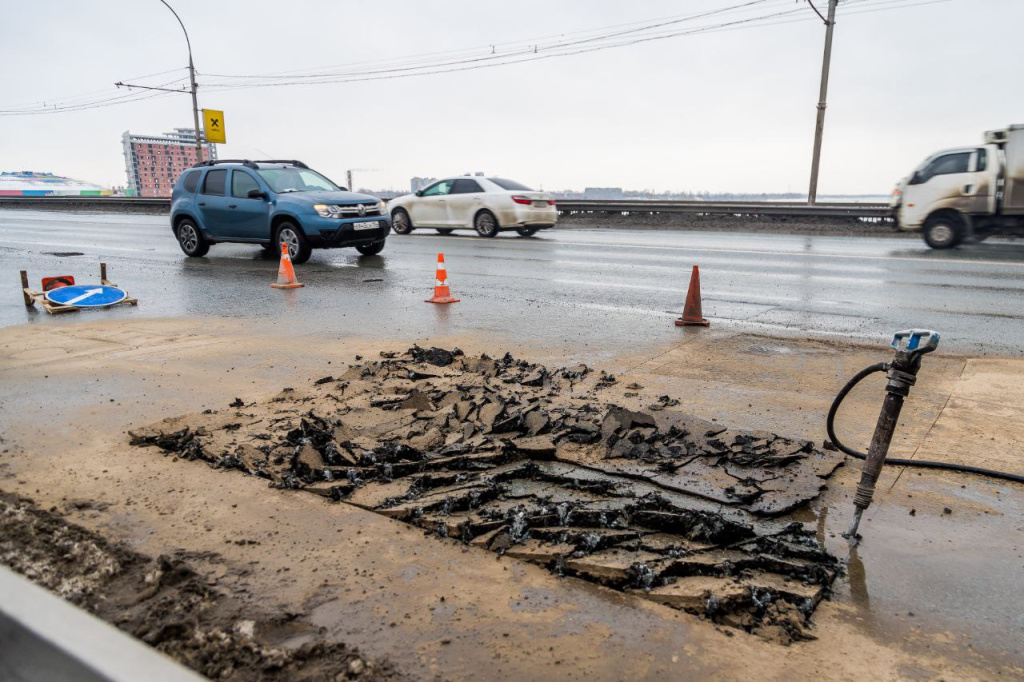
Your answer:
[391,209,413,235]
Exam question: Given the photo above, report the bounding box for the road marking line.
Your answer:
[547,238,1024,268]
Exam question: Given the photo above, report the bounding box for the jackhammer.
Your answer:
[826,329,1024,544]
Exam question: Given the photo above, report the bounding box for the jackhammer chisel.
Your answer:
[836,330,940,543]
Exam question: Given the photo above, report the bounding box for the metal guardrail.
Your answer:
[0,196,170,210]
[555,199,892,219]
[0,195,893,220]
[0,565,204,682]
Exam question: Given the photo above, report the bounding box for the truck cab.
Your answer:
[894,125,1024,248]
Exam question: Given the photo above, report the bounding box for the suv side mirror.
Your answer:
[247,188,267,199]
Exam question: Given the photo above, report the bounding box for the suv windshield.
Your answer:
[257,167,340,193]
[488,178,533,191]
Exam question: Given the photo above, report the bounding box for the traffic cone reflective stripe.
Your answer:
[270,242,304,289]
[675,265,709,327]
[426,253,459,304]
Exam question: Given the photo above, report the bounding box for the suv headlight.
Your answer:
[313,204,342,218]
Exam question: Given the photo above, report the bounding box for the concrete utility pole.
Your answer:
[158,0,204,163]
[807,0,839,205]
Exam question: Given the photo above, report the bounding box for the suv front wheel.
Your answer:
[177,219,209,257]
[276,222,312,264]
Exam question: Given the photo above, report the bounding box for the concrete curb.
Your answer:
[0,565,205,682]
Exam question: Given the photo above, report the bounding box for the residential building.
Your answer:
[122,128,217,197]
[410,176,437,193]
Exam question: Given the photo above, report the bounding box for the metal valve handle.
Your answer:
[890,329,940,357]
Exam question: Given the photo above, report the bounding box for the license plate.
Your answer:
[353,221,379,231]
[532,201,548,208]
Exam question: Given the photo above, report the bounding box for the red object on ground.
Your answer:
[41,275,75,291]
[425,253,460,304]
[675,265,710,327]
[270,244,304,289]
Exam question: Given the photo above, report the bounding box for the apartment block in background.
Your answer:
[122,128,217,197]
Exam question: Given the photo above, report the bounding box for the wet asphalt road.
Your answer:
[2,208,1023,356]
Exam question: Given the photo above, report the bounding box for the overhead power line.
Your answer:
[202,0,789,81]
[0,0,951,116]
[0,76,189,116]
[198,0,943,92]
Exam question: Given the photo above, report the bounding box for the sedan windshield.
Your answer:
[257,168,340,193]
[488,178,533,191]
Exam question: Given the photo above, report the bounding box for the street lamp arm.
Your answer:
[155,0,204,163]
[157,0,194,64]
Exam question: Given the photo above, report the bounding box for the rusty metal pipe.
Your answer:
[844,358,924,542]
[841,330,939,543]
[846,389,907,540]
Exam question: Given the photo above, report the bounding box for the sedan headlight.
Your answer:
[377,199,387,214]
[313,204,343,218]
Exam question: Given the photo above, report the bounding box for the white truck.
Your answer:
[892,124,1024,248]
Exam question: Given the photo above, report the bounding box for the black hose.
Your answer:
[826,363,1024,485]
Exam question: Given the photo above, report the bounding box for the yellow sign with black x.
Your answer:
[202,109,226,144]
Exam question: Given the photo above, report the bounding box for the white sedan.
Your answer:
[388,176,557,237]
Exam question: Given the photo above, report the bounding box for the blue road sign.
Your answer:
[44,284,127,308]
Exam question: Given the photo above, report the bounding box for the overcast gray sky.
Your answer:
[1,0,1021,195]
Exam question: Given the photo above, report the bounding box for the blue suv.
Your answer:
[170,160,391,263]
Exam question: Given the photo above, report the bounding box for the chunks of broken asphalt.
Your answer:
[130,346,845,644]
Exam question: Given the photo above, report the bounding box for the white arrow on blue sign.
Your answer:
[44,284,128,308]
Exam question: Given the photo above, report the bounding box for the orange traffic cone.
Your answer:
[675,265,709,327]
[425,253,459,304]
[270,243,304,289]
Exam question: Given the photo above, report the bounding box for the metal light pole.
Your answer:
[807,0,839,205]
[157,0,204,163]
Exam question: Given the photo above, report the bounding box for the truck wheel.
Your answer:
[474,210,499,237]
[392,209,413,235]
[923,213,963,249]
[177,219,209,257]
[276,222,312,264]
[356,241,385,256]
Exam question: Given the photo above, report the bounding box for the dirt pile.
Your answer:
[131,347,846,644]
[0,491,402,681]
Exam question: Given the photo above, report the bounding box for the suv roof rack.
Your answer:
[253,159,308,169]
[191,159,309,170]
[192,159,258,169]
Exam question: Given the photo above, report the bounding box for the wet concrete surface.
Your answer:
[807,466,1024,668]
[3,209,1024,356]
[0,321,1021,678]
